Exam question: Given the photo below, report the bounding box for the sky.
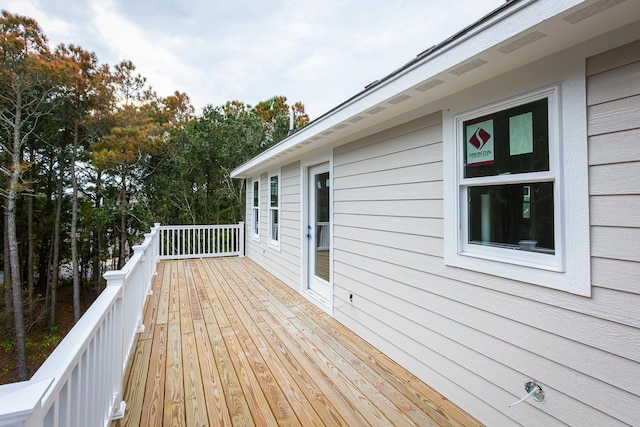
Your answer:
[5,0,505,120]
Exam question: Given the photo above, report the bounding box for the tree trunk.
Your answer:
[118,176,126,269]
[43,236,53,326]
[27,146,35,326]
[8,95,28,381]
[92,171,102,296]
[50,154,64,327]
[3,204,13,339]
[71,122,80,322]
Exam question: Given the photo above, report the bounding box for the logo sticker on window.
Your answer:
[466,119,495,167]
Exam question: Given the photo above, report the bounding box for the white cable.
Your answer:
[509,386,539,407]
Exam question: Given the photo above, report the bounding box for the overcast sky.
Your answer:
[5,0,505,119]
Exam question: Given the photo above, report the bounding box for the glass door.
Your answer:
[307,163,331,301]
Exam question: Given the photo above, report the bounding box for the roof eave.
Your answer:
[232,0,640,178]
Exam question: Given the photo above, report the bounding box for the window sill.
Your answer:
[268,241,281,252]
[445,250,590,297]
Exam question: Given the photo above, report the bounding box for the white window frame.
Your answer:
[444,76,590,296]
[251,178,260,242]
[268,171,281,249]
[458,87,562,269]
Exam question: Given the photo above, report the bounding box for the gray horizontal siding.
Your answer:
[245,163,301,291]
[330,42,640,425]
[587,39,640,303]
[239,38,640,427]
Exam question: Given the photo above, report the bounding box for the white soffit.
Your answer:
[231,0,640,178]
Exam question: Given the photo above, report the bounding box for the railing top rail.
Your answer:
[0,223,162,426]
[31,285,121,405]
[104,224,160,282]
[158,223,242,230]
[0,222,245,426]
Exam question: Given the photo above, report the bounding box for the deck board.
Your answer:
[115,257,482,427]
[164,310,185,426]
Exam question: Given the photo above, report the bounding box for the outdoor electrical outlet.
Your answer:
[349,294,353,303]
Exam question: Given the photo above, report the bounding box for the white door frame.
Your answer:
[301,159,333,312]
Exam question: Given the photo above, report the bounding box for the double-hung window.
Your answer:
[445,84,590,296]
[252,179,260,240]
[461,90,557,263]
[269,174,280,247]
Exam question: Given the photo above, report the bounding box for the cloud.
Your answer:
[5,0,72,42]
[4,0,505,118]
[88,0,202,97]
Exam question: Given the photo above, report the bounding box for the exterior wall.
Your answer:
[587,39,640,293]
[330,40,640,426]
[245,162,301,291]
[240,28,640,427]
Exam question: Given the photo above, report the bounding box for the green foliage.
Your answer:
[0,12,312,369]
[137,97,308,227]
[25,328,60,361]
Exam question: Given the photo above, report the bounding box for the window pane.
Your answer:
[253,181,259,207]
[253,208,259,234]
[271,210,278,241]
[270,176,278,207]
[464,98,549,178]
[315,172,329,223]
[468,182,554,253]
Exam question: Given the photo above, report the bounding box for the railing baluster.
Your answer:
[156,223,244,260]
[0,222,249,426]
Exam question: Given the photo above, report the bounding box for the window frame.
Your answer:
[268,171,281,249]
[444,78,591,297]
[457,86,562,271]
[251,178,260,242]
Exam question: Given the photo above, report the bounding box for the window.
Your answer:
[463,96,555,255]
[444,83,590,296]
[269,174,280,246]
[252,179,259,240]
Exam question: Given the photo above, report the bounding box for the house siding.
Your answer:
[330,41,640,425]
[245,162,301,291]
[237,26,640,427]
[588,39,640,299]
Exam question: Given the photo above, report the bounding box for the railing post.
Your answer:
[0,378,53,427]
[103,270,127,420]
[238,222,245,257]
[154,223,162,259]
[132,245,147,334]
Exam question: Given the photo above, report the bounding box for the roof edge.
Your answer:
[231,1,526,179]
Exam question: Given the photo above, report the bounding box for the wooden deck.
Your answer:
[115,257,481,426]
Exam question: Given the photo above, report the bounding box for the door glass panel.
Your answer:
[315,172,330,281]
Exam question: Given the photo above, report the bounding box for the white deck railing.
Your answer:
[0,223,244,427]
[158,223,244,260]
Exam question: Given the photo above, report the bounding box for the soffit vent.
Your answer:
[334,123,348,130]
[450,58,488,76]
[388,94,411,105]
[415,79,445,92]
[563,0,626,24]
[498,31,547,54]
[366,106,386,115]
[321,130,334,136]
[349,116,365,123]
